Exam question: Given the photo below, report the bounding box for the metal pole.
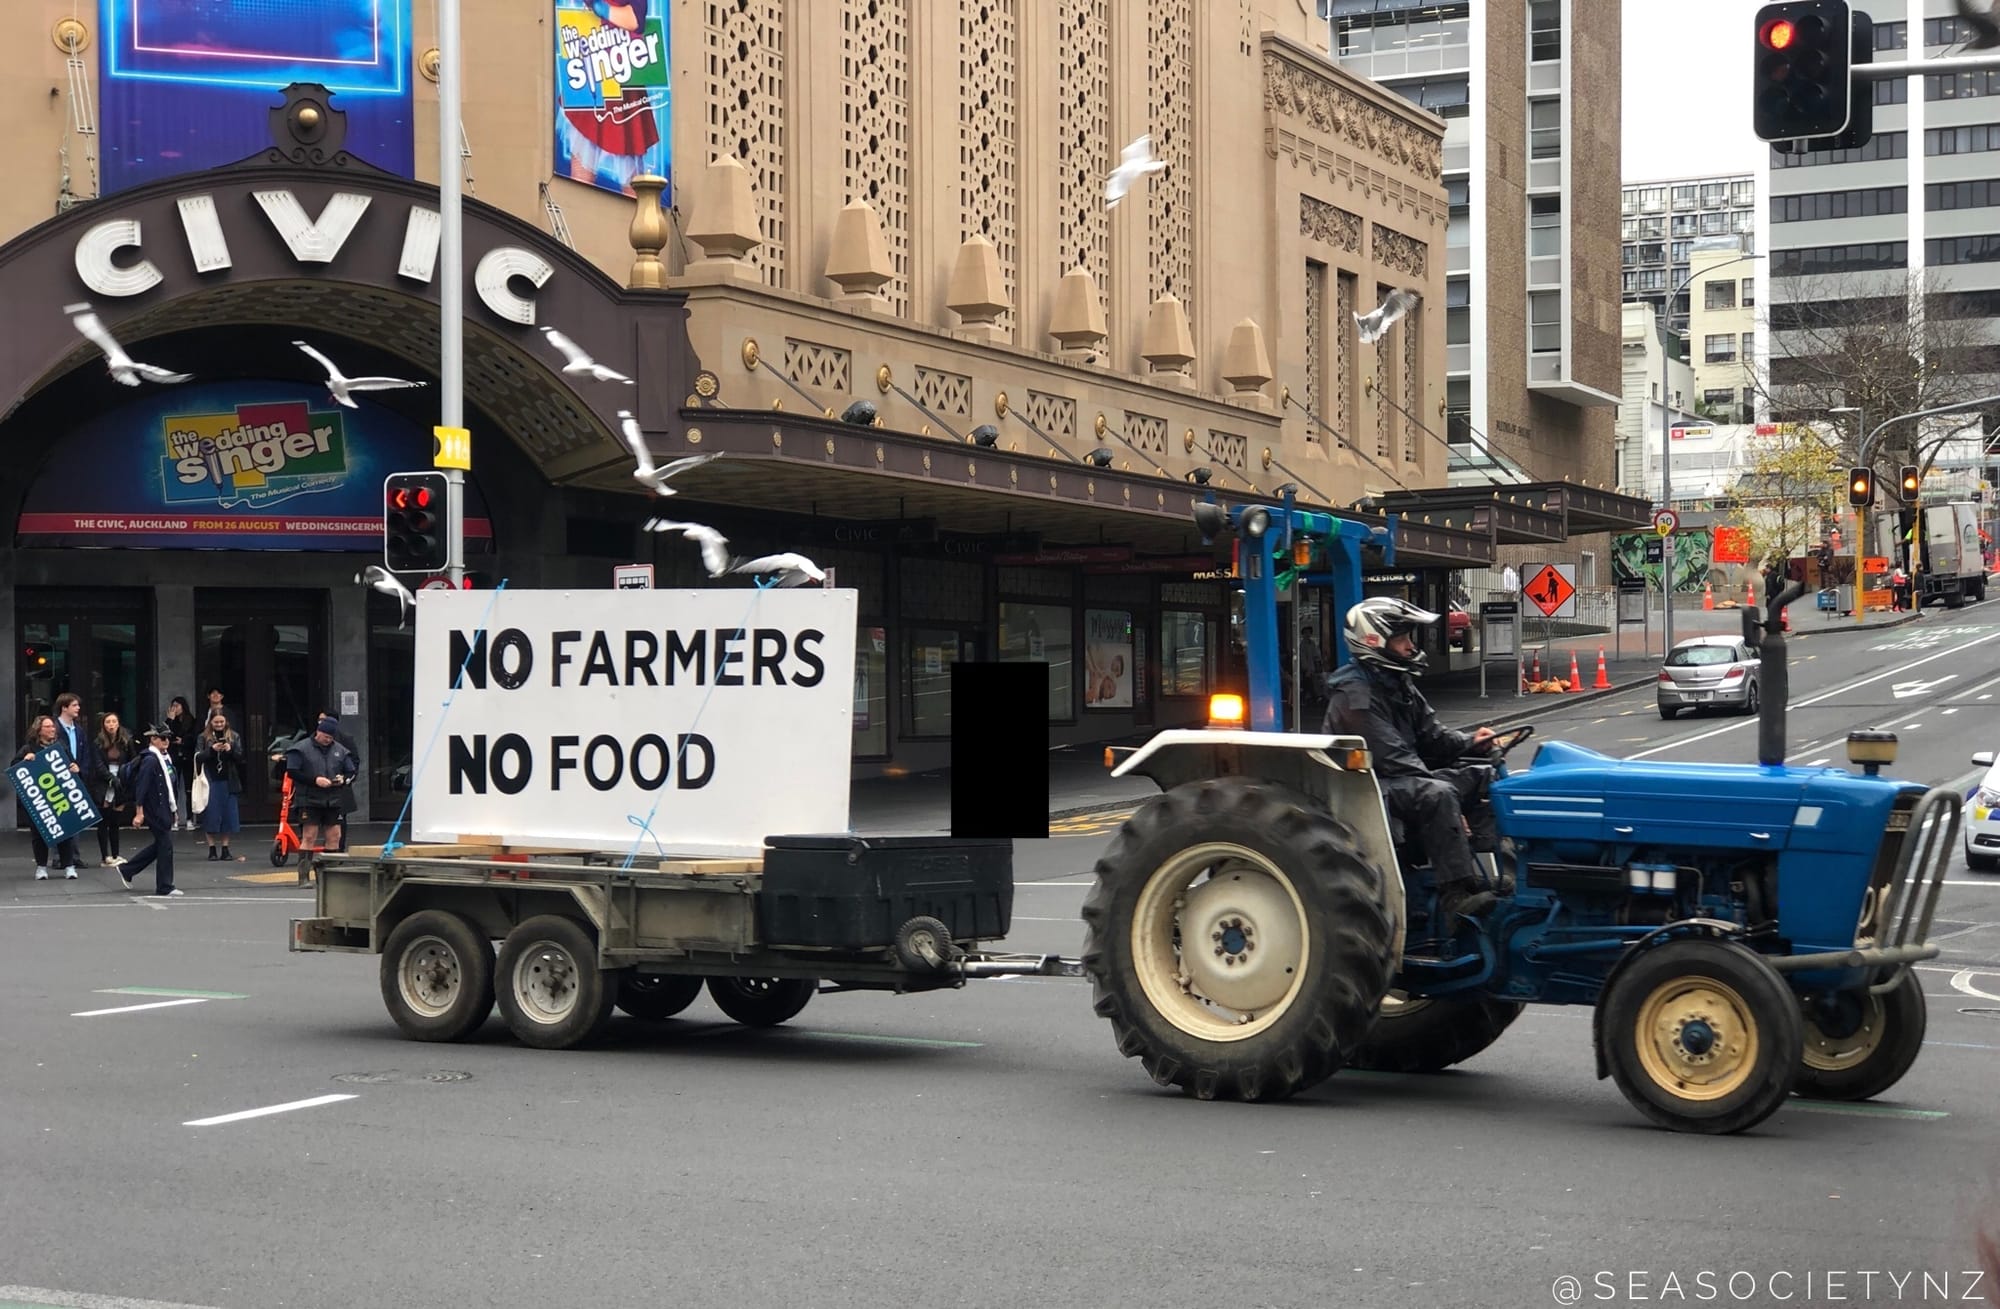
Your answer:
[1853,393,2000,623]
[1853,409,1866,626]
[1660,299,1673,654]
[439,0,465,587]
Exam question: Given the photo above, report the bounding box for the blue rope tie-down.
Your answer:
[381,579,511,859]
[621,581,772,870]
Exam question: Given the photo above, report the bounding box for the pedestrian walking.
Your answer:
[194,709,247,862]
[17,714,83,880]
[89,712,135,867]
[118,723,182,897]
[286,716,358,856]
[164,696,198,830]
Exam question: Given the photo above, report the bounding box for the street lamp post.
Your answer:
[1658,252,1761,653]
[1830,405,1863,623]
[439,0,465,587]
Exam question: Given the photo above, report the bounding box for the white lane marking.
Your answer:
[1629,630,2000,760]
[70,998,209,1018]
[184,1093,357,1127]
[1805,758,1831,766]
[0,1287,227,1309]
[1950,669,2000,701]
[1900,722,1924,731]
[1950,970,2000,1003]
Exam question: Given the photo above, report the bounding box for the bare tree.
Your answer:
[1756,268,2000,479]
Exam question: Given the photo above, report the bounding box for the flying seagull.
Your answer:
[66,302,192,387]
[1354,288,1421,345]
[617,410,719,496]
[644,517,732,577]
[539,325,634,384]
[294,341,427,409]
[1104,134,1166,210]
[1953,0,2000,50]
[357,564,416,629]
[730,552,826,589]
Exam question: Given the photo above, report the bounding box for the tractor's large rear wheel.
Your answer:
[1081,778,1397,1102]
[1599,939,1802,1134]
[1347,992,1524,1073]
[1796,968,1927,1102]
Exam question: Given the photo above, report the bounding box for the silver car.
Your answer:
[1657,635,1760,720]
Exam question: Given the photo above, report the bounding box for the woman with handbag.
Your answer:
[89,712,136,866]
[193,709,247,861]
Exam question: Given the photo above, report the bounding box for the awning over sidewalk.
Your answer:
[1365,480,1652,542]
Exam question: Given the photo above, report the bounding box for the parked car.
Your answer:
[1656,635,1760,720]
[1447,603,1471,651]
[1964,750,2000,872]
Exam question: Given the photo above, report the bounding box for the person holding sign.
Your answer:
[118,724,182,897]
[18,715,82,881]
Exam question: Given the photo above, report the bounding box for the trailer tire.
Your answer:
[380,910,495,1043]
[1599,939,1802,1134]
[708,976,817,1027]
[615,972,705,1021]
[1796,968,1927,1102]
[1347,992,1524,1073]
[1081,777,1397,1102]
[495,915,615,1050]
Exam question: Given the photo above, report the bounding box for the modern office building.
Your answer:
[1620,173,1758,340]
[1329,0,1625,584]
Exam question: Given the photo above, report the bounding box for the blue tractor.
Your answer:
[1085,501,1958,1133]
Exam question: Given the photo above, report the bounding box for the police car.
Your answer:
[1966,750,2000,872]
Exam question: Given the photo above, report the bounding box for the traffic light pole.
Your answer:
[1853,394,2000,624]
[438,0,466,587]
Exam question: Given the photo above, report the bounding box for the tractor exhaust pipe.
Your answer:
[1751,565,1807,767]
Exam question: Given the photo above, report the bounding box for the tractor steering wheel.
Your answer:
[1488,725,1535,758]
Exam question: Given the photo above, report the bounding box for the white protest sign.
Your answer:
[412,588,858,856]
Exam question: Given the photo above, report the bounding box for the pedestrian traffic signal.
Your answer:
[1847,466,1875,507]
[1898,464,1921,502]
[384,471,448,573]
[1753,2,1857,143]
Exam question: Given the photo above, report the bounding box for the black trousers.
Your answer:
[97,808,131,859]
[30,832,81,870]
[121,821,175,893]
[1381,766,1495,887]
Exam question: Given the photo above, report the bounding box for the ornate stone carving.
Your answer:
[783,339,852,393]
[1058,0,1111,288]
[1301,196,1361,252]
[916,366,973,418]
[703,1,787,287]
[960,0,1018,328]
[1147,1,1194,313]
[1210,430,1249,471]
[841,0,911,314]
[1026,390,1077,441]
[1261,52,1442,184]
[1372,223,1429,278]
[1125,411,1168,455]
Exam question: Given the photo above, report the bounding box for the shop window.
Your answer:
[853,625,888,757]
[998,601,1074,720]
[1160,611,1208,697]
[903,628,963,738]
[15,593,154,746]
[1082,610,1136,710]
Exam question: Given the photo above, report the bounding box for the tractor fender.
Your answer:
[1589,917,1749,1079]
[1111,730,1404,962]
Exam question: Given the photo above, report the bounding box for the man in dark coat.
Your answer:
[1323,597,1498,921]
[119,723,182,897]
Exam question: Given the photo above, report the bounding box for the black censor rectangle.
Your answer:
[950,662,1048,839]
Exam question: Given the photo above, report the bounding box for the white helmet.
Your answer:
[1344,597,1440,673]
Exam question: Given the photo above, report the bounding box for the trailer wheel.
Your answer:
[708,976,816,1027]
[892,915,961,972]
[1796,968,1927,1102]
[495,915,615,1050]
[379,910,494,1043]
[615,972,705,1021]
[1347,992,1524,1073]
[1081,777,1397,1102]
[1599,939,1802,1134]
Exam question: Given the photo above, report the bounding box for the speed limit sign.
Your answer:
[1652,508,1679,536]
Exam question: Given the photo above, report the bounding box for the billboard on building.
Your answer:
[15,381,491,551]
[98,0,415,192]
[553,0,672,201]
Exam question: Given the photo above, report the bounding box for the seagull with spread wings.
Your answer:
[1354,287,1421,345]
[66,303,192,387]
[357,565,417,629]
[730,552,826,589]
[294,341,427,409]
[539,325,634,384]
[1953,0,2000,49]
[1104,134,1167,210]
[618,410,719,496]
[644,517,733,577]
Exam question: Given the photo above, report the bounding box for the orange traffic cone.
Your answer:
[1780,606,1790,633]
[1568,651,1585,692]
[1593,645,1611,689]
[1744,580,1756,608]
[1702,581,1714,611]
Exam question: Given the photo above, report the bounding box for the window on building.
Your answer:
[1528,0,1560,59]
[1638,242,1664,265]
[1925,124,2000,156]
[1638,186,1666,211]
[1701,183,1726,207]
[1925,15,1980,46]
[1672,185,1698,208]
[1636,268,1665,291]
[902,629,963,737]
[1704,280,1736,310]
[1159,612,1208,698]
[1529,292,1561,353]
[998,602,1074,721]
[1876,20,1907,49]
[1446,306,1471,345]
[1622,191,1638,216]
[1704,334,1737,363]
[1700,211,1727,234]
[1621,218,1640,241]
[1672,213,1699,236]
[1397,76,1471,118]
[1927,70,2000,99]
[1740,331,1755,359]
[1926,234,2000,266]
[1926,178,2000,211]
[1732,180,1755,206]
[1621,270,1639,293]
[1529,196,1561,257]
[1640,216,1665,238]
[853,627,887,757]
[1770,186,1909,222]
[1771,131,1907,167]
[1741,278,1755,307]
[1670,240,1692,263]
[1770,242,1909,276]
[1702,388,1737,410]
[1529,99,1562,159]
[1873,77,1908,105]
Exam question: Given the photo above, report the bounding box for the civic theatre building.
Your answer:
[0,1,1641,820]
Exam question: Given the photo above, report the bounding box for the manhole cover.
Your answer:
[332,1071,400,1084]
[422,1070,473,1083]
[1959,1007,2000,1019]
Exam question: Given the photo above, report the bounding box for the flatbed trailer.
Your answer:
[289,837,1080,1049]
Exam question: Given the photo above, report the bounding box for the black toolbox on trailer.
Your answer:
[757,835,1014,949]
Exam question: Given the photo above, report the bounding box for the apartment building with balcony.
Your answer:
[1620,173,1758,340]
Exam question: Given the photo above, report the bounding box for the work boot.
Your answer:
[1436,881,1497,922]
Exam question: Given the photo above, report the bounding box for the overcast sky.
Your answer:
[1622,0,1769,182]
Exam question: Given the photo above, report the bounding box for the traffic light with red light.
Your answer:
[1898,464,1921,502]
[1847,466,1875,508]
[384,471,449,574]
[1753,2,1862,144]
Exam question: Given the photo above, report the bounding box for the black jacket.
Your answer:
[1322,660,1478,780]
[195,729,248,795]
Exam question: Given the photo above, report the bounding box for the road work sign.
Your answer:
[412,588,858,856]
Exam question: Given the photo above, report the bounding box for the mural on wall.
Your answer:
[554,0,672,201]
[1612,531,1714,593]
[15,381,490,551]
[98,0,415,191]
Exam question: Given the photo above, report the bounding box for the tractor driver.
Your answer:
[1323,597,1500,922]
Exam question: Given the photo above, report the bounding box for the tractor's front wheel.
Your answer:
[1795,968,1927,1102]
[1599,939,1802,1134]
[1347,992,1523,1073]
[1081,778,1398,1102]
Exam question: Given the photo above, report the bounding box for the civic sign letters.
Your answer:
[412,588,858,857]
